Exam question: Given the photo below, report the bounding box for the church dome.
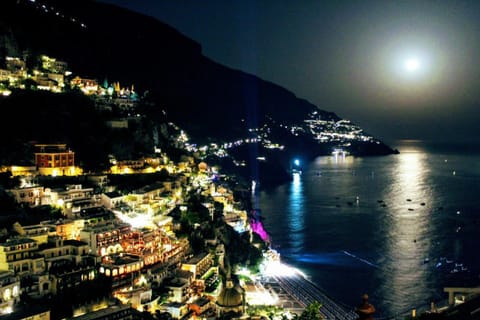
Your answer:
[216,280,244,308]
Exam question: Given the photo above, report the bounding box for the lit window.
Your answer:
[3,288,11,301]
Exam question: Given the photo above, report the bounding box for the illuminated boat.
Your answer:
[332,148,348,157]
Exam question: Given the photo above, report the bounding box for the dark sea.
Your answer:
[256,140,480,319]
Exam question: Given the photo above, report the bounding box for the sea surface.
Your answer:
[255,140,480,318]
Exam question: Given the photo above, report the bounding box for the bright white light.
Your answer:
[404,58,420,72]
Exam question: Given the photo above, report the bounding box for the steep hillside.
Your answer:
[0,0,397,186]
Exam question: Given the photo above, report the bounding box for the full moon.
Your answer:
[404,58,420,72]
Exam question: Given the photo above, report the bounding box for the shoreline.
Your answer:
[258,255,357,319]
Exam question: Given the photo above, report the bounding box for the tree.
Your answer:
[290,301,323,320]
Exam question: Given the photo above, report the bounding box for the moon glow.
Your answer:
[404,58,420,72]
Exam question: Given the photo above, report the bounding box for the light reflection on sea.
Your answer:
[257,140,480,318]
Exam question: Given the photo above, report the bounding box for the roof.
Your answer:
[104,191,123,198]
[165,277,188,288]
[192,296,210,307]
[63,239,88,246]
[185,252,209,265]
[0,237,36,246]
[441,294,480,319]
[216,284,244,308]
[66,304,132,320]
[0,304,50,320]
[102,253,141,266]
[134,182,165,194]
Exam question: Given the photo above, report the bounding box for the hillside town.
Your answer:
[0,140,279,319]
[1,33,476,320]
[0,53,339,319]
[0,53,383,162]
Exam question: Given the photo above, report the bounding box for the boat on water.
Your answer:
[424,258,430,263]
[291,168,302,175]
[332,148,349,157]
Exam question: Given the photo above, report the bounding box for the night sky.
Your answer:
[101,0,480,143]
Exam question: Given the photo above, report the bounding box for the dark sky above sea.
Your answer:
[101,0,480,143]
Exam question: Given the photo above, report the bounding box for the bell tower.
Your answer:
[355,294,376,320]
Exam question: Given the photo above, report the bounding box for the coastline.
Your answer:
[258,253,357,319]
[248,195,357,318]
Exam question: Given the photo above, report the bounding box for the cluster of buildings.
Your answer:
[176,111,377,167]
[0,141,267,320]
[0,55,68,95]
[0,54,139,116]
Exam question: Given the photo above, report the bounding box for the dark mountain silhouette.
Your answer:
[0,0,396,185]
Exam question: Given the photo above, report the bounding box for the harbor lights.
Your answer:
[291,158,302,174]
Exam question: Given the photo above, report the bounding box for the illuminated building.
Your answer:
[216,278,245,317]
[99,253,143,289]
[5,165,37,177]
[189,296,213,317]
[129,182,167,206]
[0,238,45,275]
[101,191,125,209]
[113,276,159,313]
[0,69,10,81]
[80,221,132,257]
[164,277,190,303]
[162,302,189,319]
[8,186,46,206]
[34,75,60,92]
[121,228,164,266]
[0,305,50,320]
[49,263,98,296]
[86,174,108,190]
[5,57,26,76]
[40,237,92,270]
[49,184,98,216]
[67,304,136,320]
[224,210,249,233]
[20,224,57,245]
[54,219,85,240]
[112,96,137,111]
[70,76,99,95]
[0,271,20,315]
[34,144,80,176]
[41,55,68,74]
[110,159,145,174]
[181,252,214,282]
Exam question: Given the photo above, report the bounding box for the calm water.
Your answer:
[256,140,480,318]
